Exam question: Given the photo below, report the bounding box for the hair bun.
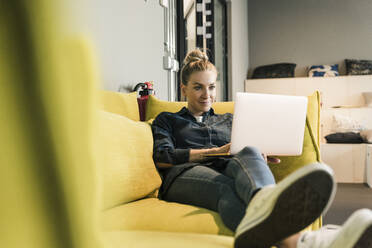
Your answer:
[180,49,217,85]
[183,49,209,65]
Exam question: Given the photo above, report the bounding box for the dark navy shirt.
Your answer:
[151,107,233,197]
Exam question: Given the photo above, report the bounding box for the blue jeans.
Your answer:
[162,146,276,231]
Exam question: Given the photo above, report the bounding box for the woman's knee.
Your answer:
[239,146,262,158]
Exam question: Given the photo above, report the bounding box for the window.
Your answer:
[176,0,228,101]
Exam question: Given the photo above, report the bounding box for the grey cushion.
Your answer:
[325,132,364,144]
[345,59,372,75]
[251,63,296,79]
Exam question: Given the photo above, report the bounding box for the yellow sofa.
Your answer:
[1,1,322,247]
[99,90,323,241]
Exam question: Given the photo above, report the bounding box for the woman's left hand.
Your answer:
[261,153,281,164]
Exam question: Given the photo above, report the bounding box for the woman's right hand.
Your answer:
[210,143,231,154]
[189,143,231,162]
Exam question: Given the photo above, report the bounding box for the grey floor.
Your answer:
[323,183,372,225]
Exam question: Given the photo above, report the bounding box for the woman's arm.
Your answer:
[152,113,191,168]
[155,143,231,168]
[189,143,231,162]
[154,143,231,168]
[152,113,232,168]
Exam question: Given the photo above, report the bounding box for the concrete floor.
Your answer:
[323,183,372,225]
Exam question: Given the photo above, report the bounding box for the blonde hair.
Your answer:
[180,49,217,85]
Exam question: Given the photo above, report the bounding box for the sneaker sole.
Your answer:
[234,163,335,248]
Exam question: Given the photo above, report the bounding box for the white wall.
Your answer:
[66,0,168,100]
[63,0,249,101]
[248,0,372,77]
[229,0,249,100]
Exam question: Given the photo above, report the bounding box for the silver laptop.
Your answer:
[206,92,308,157]
[230,92,308,156]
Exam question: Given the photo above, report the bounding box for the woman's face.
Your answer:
[181,70,217,116]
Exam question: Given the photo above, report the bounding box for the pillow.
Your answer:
[360,129,372,143]
[308,64,339,77]
[332,114,366,133]
[362,92,372,107]
[99,111,162,210]
[100,91,140,121]
[251,63,296,79]
[325,132,364,144]
[345,59,372,75]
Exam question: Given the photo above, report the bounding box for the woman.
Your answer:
[151,49,372,248]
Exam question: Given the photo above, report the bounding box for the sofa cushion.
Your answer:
[102,197,233,236]
[103,230,234,248]
[100,91,140,121]
[308,64,339,77]
[99,111,162,209]
[331,113,366,133]
[251,63,296,79]
[325,132,364,144]
[102,197,321,235]
[345,59,372,75]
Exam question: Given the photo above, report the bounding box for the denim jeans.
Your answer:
[162,146,276,232]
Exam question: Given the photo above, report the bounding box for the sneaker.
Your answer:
[234,163,336,248]
[297,208,372,248]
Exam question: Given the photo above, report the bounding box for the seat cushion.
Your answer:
[100,91,140,121]
[99,111,162,209]
[102,197,321,235]
[103,230,234,248]
[102,198,234,236]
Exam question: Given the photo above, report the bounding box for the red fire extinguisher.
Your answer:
[133,81,154,121]
[134,81,154,99]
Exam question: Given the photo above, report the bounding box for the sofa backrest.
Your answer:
[270,91,321,182]
[145,95,234,121]
[145,92,321,182]
[99,91,320,183]
[1,1,104,247]
[100,91,140,121]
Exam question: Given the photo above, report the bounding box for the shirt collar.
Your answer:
[177,107,215,118]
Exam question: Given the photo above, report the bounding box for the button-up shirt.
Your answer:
[152,107,232,164]
[151,107,233,197]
